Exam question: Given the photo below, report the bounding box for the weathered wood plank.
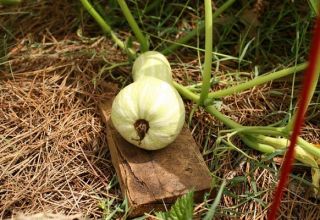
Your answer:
[99,98,212,217]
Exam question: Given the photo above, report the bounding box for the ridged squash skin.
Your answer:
[132,51,172,84]
[111,77,185,150]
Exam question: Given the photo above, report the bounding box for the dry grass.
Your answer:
[1,13,127,216]
[0,47,118,218]
[0,0,319,219]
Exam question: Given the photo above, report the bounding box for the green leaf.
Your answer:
[126,36,133,51]
[156,191,194,220]
[203,180,226,220]
[308,0,319,16]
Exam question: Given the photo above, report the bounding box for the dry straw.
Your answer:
[0,0,319,219]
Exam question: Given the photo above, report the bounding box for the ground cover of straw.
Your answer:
[1,1,319,219]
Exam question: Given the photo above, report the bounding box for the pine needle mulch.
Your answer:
[0,39,123,218]
[1,1,320,219]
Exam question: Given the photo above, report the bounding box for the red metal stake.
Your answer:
[268,14,320,220]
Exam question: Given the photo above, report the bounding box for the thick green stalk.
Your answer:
[116,0,149,52]
[298,137,320,159]
[203,106,277,154]
[205,105,277,153]
[254,133,320,159]
[79,0,135,58]
[229,126,286,137]
[174,82,320,158]
[205,105,241,129]
[208,62,308,98]
[254,136,319,170]
[199,0,213,106]
[174,81,240,128]
[161,0,236,55]
[173,81,199,103]
[205,106,276,154]
[175,82,281,133]
[241,135,276,154]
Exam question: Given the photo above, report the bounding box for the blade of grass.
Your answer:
[142,0,162,14]
[308,0,319,16]
[199,0,213,106]
[161,0,236,55]
[116,0,149,52]
[79,0,135,58]
[203,180,226,220]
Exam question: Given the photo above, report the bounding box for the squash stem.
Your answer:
[134,119,149,141]
[116,0,149,52]
[161,0,236,55]
[205,105,240,129]
[298,137,320,159]
[208,62,308,99]
[240,135,276,154]
[174,80,320,159]
[79,0,135,58]
[199,0,213,106]
[226,126,286,136]
[173,81,199,103]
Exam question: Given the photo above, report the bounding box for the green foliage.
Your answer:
[156,191,194,220]
[100,196,129,220]
[0,0,21,5]
[203,180,226,220]
[308,0,319,16]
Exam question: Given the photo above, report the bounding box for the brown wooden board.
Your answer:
[99,97,212,217]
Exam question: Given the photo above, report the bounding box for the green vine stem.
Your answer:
[298,137,320,158]
[173,81,199,102]
[79,0,135,58]
[161,0,236,55]
[116,0,149,52]
[240,135,276,154]
[205,105,239,129]
[199,0,213,105]
[174,78,320,159]
[222,127,286,137]
[208,103,320,159]
[208,62,308,99]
